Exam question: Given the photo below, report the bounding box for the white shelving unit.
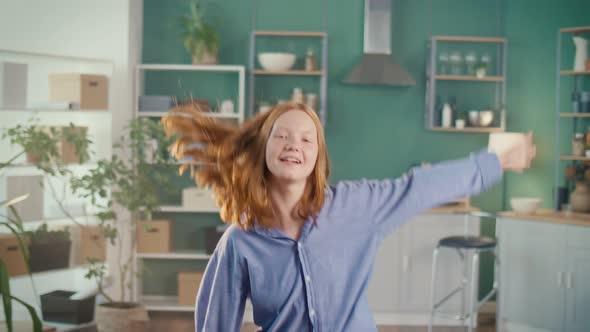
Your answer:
[133,63,245,311]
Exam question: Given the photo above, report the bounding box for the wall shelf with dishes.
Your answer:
[553,26,590,214]
[132,63,245,312]
[248,30,328,125]
[425,36,507,133]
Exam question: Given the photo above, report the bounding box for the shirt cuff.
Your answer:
[472,149,504,190]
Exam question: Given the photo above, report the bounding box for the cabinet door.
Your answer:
[565,226,590,332]
[368,225,402,312]
[498,218,566,331]
[397,214,479,313]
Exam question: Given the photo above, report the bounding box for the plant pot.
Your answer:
[95,302,149,332]
[570,182,590,213]
[192,42,218,65]
[29,240,71,273]
[41,290,95,324]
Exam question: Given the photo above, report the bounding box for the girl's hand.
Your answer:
[496,131,536,173]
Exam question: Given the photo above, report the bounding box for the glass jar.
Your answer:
[449,51,463,76]
[438,51,450,75]
[464,51,477,76]
[291,88,304,103]
[480,53,492,76]
[573,133,585,156]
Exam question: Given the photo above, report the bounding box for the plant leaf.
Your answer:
[9,295,42,332]
[0,260,13,332]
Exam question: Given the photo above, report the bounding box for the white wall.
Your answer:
[0,0,139,312]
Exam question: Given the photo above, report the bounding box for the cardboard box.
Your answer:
[0,62,28,109]
[136,220,171,253]
[71,226,106,265]
[177,271,204,306]
[7,175,44,222]
[49,73,108,110]
[0,234,29,276]
[182,187,217,211]
[61,126,88,164]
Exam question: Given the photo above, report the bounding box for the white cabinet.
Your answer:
[369,213,480,323]
[497,217,590,332]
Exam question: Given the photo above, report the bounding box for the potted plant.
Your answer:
[180,0,219,64]
[26,224,71,273]
[0,122,84,332]
[69,118,176,332]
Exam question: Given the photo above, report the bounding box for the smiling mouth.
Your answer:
[279,156,302,164]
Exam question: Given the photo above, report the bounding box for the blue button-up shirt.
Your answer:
[195,151,503,331]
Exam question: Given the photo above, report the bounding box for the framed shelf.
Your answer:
[431,127,504,133]
[560,113,590,118]
[432,36,506,43]
[560,70,590,76]
[254,31,326,38]
[136,250,211,260]
[254,70,322,76]
[136,111,241,119]
[140,296,194,312]
[158,205,218,213]
[137,64,244,72]
[425,36,507,132]
[560,26,590,34]
[434,75,504,82]
[248,30,328,125]
[560,156,590,161]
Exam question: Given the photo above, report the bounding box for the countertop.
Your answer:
[499,209,590,227]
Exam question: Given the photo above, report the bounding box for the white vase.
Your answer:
[573,37,588,72]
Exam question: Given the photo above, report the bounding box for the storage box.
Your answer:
[0,62,28,109]
[71,226,106,265]
[61,126,88,164]
[177,271,204,306]
[7,175,44,222]
[0,234,29,276]
[49,73,108,110]
[138,95,175,112]
[41,290,95,324]
[182,187,217,211]
[136,220,171,253]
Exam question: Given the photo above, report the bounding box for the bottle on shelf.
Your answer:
[291,88,305,103]
[305,48,317,72]
[441,102,453,128]
[573,133,585,157]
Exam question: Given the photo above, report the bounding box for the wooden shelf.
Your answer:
[254,70,322,76]
[140,296,194,312]
[560,156,590,161]
[433,36,505,43]
[560,113,590,118]
[500,209,590,227]
[560,70,590,76]
[254,31,326,38]
[158,205,219,213]
[137,250,211,260]
[137,111,241,119]
[137,64,244,72]
[560,26,590,34]
[431,126,504,133]
[434,75,504,82]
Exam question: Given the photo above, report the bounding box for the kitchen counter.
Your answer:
[427,205,480,214]
[499,208,590,227]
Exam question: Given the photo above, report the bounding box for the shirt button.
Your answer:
[305,275,311,283]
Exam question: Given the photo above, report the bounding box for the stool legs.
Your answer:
[468,251,480,332]
[427,247,440,332]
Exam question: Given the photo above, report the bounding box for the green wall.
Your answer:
[142,0,590,300]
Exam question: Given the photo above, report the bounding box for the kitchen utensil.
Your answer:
[510,197,542,214]
[257,52,296,71]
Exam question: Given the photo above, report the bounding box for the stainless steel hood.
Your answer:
[343,0,415,86]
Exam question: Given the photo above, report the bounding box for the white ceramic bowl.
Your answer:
[257,52,296,71]
[510,197,542,214]
[479,110,494,127]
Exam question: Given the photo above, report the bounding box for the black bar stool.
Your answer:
[428,211,499,332]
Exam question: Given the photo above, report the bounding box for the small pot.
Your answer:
[570,182,590,213]
[95,302,149,332]
[192,42,218,65]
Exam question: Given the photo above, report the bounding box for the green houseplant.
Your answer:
[69,118,176,332]
[180,0,219,64]
[0,122,88,332]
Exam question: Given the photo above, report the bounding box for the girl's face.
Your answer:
[265,110,319,185]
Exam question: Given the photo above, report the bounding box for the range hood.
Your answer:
[343,0,415,86]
